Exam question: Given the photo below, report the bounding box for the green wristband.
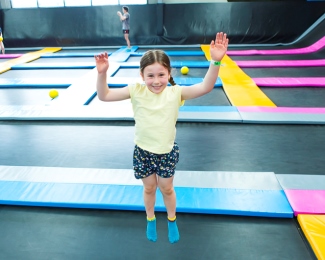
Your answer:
[211,60,221,66]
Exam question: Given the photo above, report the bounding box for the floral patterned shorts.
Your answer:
[133,143,180,179]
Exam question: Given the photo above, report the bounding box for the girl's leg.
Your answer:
[158,176,179,243]
[158,176,176,218]
[142,174,158,218]
[0,42,4,54]
[124,34,131,49]
[142,174,158,242]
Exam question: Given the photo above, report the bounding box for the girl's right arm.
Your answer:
[95,52,130,102]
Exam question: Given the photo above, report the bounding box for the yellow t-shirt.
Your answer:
[129,83,184,154]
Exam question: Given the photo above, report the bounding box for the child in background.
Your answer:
[0,27,5,54]
[95,32,229,243]
[117,6,131,51]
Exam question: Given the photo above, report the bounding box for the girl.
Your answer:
[95,32,229,243]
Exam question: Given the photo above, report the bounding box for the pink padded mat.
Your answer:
[252,77,325,87]
[236,59,325,68]
[227,36,325,56]
[0,54,23,59]
[237,107,325,114]
[284,189,325,216]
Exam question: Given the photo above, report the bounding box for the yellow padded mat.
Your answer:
[201,45,276,107]
[298,214,325,260]
[0,47,62,74]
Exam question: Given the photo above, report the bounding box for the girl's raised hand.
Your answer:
[95,52,109,74]
[210,32,229,62]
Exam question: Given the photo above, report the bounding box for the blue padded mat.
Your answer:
[40,53,112,58]
[0,180,293,218]
[11,63,96,69]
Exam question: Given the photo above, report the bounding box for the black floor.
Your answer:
[1,121,324,175]
[0,206,316,260]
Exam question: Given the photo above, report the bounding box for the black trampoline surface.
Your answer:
[261,87,325,107]
[1,121,324,176]
[0,206,315,260]
[242,67,324,78]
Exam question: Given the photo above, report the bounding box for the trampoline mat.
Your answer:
[0,206,316,260]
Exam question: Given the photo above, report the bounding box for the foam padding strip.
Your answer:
[48,63,122,106]
[284,189,325,215]
[0,166,278,190]
[253,77,325,87]
[107,77,222,87]
[0,180,293,217]
[41,53,112,58]
[120,61,210,68]
[238,107,325,114]
[0,54,23,59]
[179,106,238,112]
[236,59,325,68]
[171,61,210,67]
[298,215,325,260]
[226,36,325,56]
[238,107,325,124]
[0,47,62,74]
[0,78,73,88]
[11,62,95,69]
[276,174,325,190]
[201,45,276,107]
[131,51,204,57]
[109,46,138,62]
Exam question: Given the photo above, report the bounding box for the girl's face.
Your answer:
[140,62,170,94]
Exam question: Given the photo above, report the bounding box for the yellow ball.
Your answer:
[181,66,189,75]
[0,36,3,42]
[49,89,59,99]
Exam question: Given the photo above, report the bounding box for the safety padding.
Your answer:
[284,190,325,216]
[0,47,62,74]
[11,62,95,69]
[238,107,325,124]
[41,52,112,58]
[253,77,325,87]
[201,45,276,107]
[226,36,325,56]
[0,54,23,59]
[236,59,325,68]
[0,166,293,218]
[298,215,325,260]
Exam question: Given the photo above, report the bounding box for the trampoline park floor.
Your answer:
[0,38,325,259]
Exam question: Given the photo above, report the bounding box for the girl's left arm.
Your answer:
[181,32,229,101]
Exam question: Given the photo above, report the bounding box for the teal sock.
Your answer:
[146,218,157,242]
[168,220,180,244]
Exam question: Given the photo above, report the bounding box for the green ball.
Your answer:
[49,89,59,99]
[180,66,189,75]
